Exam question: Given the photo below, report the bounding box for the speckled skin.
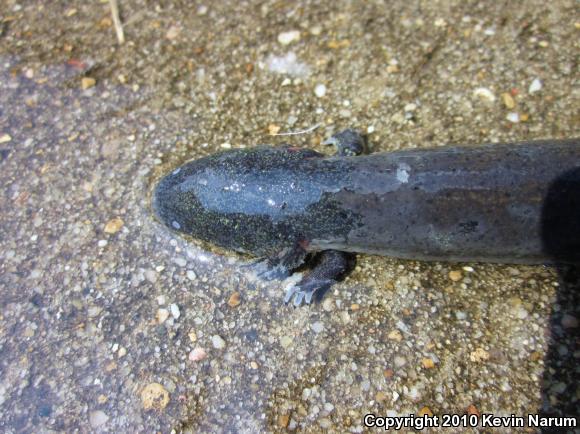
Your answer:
[153,137,580,302]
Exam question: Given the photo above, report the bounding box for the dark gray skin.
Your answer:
[153,130,580,305]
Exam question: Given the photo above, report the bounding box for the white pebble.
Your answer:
[145,269,158,284]
[314,84,327,97]
[506,112,520,123]
[170,303,181,319]
[310,26,322,36]
[97,239,108,247]
[186,270,197,280]
[278,30,301,45]
[211,335,226,349]
[404,103,417,112]
[311,321,324,333]
[517,307,528,319]
[529,78,542,94]
[394,356,407,367]
[220,142,232,149]
[265,52,310,77]
[473,87,496,102]
[174,257,187,267]
[189,347,207,362]
[434,18,447,27]
[89,410,109,428]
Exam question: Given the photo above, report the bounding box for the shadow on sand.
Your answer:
[540,167,580,431]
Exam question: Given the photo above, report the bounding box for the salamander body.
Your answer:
[153,132,580,304]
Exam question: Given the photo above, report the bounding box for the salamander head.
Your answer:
[152,146,323,255]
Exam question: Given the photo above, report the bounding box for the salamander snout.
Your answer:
[152,167,190,232]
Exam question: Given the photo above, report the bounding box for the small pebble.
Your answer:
[448,270,463,282]
[388,330,403,342]
[104,217,124,234]
[311,321,324,333]
[189,347,207,362]
[141,383,170,410]
[529,78,542,94]
[156,308,170,324]
[170,303,180,319]
[211,335,226,350]
[165,25,180,40]
[228,291,241,307]
[434,18,447,27]
[473,87,496,102]
[467,404,480,416]
[220,142,232,149]
[0,134,11,144]
[422,358,435,369]
[89,410,109,428]
[186,270,197,280]
[506,112,520,123]
[314,83,327,97]
[516,307,528,319]
[419,406,433,417]
[278,414,290,428]
[470,348,489,362]
[174,257,187,267]
[97,239,108,247]
[145,269,158,284]
[278,30,300,45]
[268,124,281,135]
[322,297,334,311]
[394,356,406,367]
[81,77,96,90]
[327,39,350,49]
[501,92,515,109]
[280,335,293,348]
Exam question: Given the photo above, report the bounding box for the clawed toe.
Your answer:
[284,286,311,307]
[284,278,335,306]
